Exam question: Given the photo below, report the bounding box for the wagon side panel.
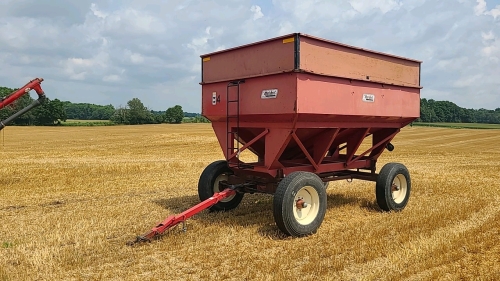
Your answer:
[201,73,298,122]
[201,39,296,84]
[296,73,420,120]
[299,36,421,88]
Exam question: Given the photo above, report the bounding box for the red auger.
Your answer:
[0,78,47,130]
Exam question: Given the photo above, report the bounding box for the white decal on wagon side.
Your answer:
[362,94,375,102]
[261,89,278,99]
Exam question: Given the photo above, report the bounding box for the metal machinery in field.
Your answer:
[131,33,421,244]
[0,78,47,130]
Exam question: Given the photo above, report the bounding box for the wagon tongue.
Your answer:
[127,188,237,245]
[128,215,177,245]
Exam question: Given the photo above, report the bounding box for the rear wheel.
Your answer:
[375,162,411,212]
[273,172,327,237]
[198,160,244,211]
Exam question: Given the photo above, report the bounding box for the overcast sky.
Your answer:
[0,0,499,112]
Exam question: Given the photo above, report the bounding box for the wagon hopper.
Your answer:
[131,33,421,243]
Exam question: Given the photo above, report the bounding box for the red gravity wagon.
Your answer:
[132,33,421,243]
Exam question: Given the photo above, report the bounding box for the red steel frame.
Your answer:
[224,126,401,180]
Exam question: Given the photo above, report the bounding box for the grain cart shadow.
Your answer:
[152,191,380,240]
[327,193,381,213]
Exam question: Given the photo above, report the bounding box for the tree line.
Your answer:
[64,98,209,124]
[0,85,209,126]
[418,98,500,124]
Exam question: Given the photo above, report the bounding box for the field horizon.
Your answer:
[1,124,499,280]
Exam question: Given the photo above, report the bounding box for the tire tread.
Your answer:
[273,172,327,237]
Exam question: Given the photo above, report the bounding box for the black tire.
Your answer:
[273,172,327,237]
[375,162,411,212]
[198,160,244,211]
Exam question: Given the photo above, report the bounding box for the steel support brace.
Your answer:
[228,128,269,160]
[346,128,370,165]
[291,132,319,171]
[346,129,399,166]
[313,128,340,165]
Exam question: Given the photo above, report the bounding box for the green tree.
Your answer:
[32,98,67,125]
[64,102,116,120]
[127,98,153,125]
[153,112,165,124]
[93,105,115,120]
[110,106,129,124]
[193,115,210,123]
[165,105,184,124]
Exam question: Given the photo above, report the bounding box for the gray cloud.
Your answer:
[0,0,499,112]
[0,0,96,24]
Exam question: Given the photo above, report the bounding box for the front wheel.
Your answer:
[273,172,327,237]
[375,162,411,212]
[198,160,244,211]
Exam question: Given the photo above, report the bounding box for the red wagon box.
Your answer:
[202,33,420,124]
[132,33,422,243]
[197,33,421,237]
[202,33,420,88]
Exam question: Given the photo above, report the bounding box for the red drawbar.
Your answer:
[132,188,237,243]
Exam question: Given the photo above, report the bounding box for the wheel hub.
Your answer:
[213,174,236,203]
[293,186,320,225]
[295,198,308,210]
[391,174,408,204]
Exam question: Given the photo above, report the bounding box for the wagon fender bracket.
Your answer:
[128,188,237,245]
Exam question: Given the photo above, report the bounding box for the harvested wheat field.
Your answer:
[0,124,499,281]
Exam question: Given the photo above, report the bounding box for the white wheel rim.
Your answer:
[293,186,320,225]
[213,174,235,202]
[392,174,408,204]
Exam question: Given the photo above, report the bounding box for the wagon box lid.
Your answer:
[200,33,423,88]
[200,33,422,63]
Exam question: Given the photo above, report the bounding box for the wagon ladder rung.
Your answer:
[226,80,244,169]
